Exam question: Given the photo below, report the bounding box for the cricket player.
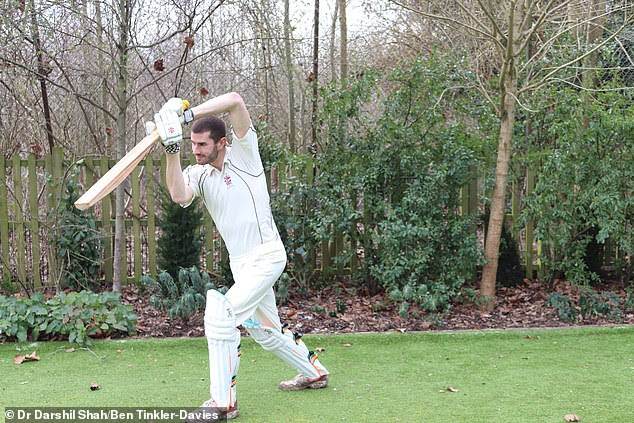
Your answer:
[148,93,329,421]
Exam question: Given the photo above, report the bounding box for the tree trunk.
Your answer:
[284,0,296,152]
[339,0,348,86]
[480,76,517,310]
[330,0,339,82]
[29,0,54,153]
[581,0,605,128]
[112,0,130,292]
[311,0,319,149]
[95,0,112,154]
[479,3,521,311]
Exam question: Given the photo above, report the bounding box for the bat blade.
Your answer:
[74,130,160,210]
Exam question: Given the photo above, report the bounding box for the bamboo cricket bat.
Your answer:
[74,100,191,211]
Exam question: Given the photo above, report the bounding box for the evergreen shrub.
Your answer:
[156,186,204,279]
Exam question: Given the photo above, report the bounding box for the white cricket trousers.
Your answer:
[207,239,328,408]
[226,239,288,328]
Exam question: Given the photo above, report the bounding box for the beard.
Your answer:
[195,148,219,165]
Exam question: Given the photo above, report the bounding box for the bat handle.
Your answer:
[181,99,194,124]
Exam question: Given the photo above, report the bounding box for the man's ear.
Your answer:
[219,136,228,149]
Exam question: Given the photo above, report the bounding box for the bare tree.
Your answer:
[28,0,54,153]
[330,0,340,82]
[284,0,296,151]
[339,0,348,85]
[312,0,320,149]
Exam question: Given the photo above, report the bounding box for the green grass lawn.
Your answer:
[1,326,633,422]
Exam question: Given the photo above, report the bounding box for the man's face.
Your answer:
[191,131,225,165]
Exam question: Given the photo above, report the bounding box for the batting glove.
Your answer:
[154,109,183,154]
[161,97,194,124]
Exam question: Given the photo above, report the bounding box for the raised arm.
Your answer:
[190,92,251,138]
[146,109,193,206]
[165,154,193,205]
[150,93,251,206]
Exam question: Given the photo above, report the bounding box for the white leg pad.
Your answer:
[243,320,328,380]
[204,290,240,408]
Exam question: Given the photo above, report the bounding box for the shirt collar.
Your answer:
[208,146,232,174]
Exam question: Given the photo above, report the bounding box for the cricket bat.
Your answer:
[74,130,160,210]
[74,100,191,210]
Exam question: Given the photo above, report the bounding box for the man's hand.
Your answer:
[154,108,183,154]
[162,97,194,124]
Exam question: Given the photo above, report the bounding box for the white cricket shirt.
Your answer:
[181,124,280,259]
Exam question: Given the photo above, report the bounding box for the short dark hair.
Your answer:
[191,116,227,143]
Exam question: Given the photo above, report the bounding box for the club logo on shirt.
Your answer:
[224,174,232,186]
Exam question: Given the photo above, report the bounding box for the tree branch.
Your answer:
[0,55,117,120]
[474,0,507,42]
[519,3,630,69]
[389,0,504,49]
[521,16,634,94]
[516,0,568,60]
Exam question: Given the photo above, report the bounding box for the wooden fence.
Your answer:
[0,148,581,292]
[0,147,336,290]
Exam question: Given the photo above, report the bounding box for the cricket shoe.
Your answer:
[278,374,328,391]
[183,400,238,422]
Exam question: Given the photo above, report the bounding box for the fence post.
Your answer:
[12,155,27,285]
[27,154,41,289]
[511,164,521,244]
[132,166,142,281]
[100,156,113,283]
[468,171,478,216]
[160,154,167,188]
[349,189,358,273]
[146,156,157,277]
[44,151,55,288]
[525,167,535,279]
[335,226,344,274]
[0,156,10,287]
[83,157,95,188]
[306,158,316,272]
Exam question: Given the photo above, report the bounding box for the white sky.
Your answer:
[292,0,378,37]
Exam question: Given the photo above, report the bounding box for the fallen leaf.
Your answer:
[66,348,75,353]
[200,87,209,96]
[116,350,122,354]
[14,351,40,365]
[184,36,194,49]
[90,383,100,391]
[315,347,326,352]
[343,344,352,347]
[564,414,580,422]
[447,386,459,392]
[525,335,532,339]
